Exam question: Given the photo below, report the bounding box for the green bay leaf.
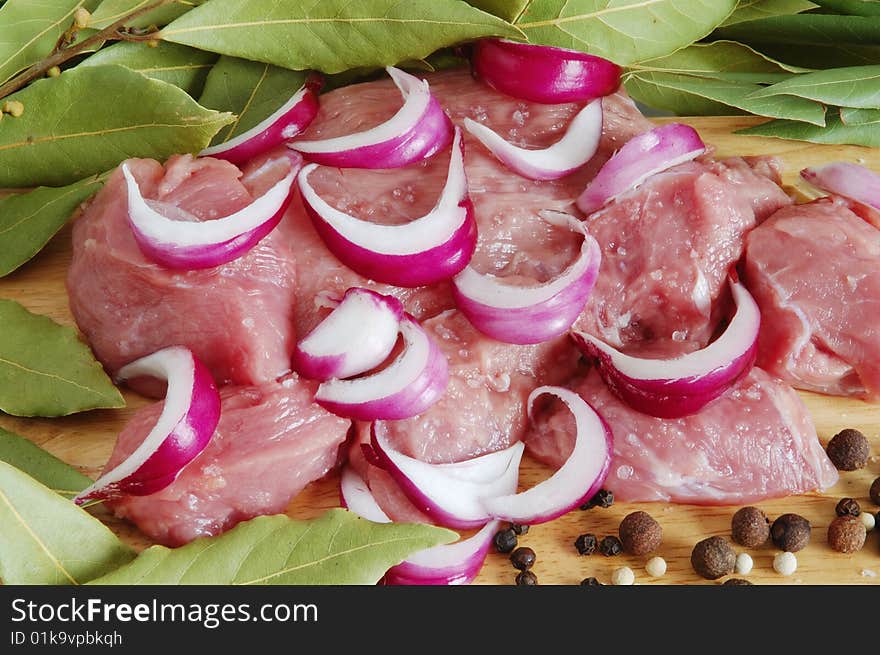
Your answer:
[748,65,880,108]
[0,174,104,277]
[466,0,530,22]
[90,0,206,29]
[0,460,134,584]
[80,40,217,96]
[514,0,738,66]
[757,42,880,68]
[89,509,456,585]
[198,56,306,145]
[737,110,880,146]
[811,0,880,15]
[0,299,124,417]
[720,0,817,27]
[0,64,232,188]
[0,427,92,498]
[840,106,880,124]
[161,0,523,74]
[714,14,880,45]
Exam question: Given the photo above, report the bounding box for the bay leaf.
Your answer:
[811,0,880,15]
[0,427,91,498]
[748,65,880,108]
[0,299,124,417]
[0,174,104,277]
[161,0,523,74]
[198,56,307,145]
[720,0,817,27]
[0,0,99,84]
[466,0,530,22]
[0,64,232,188]
[90,0,206,29]
[80,40,217,96]
[0,460,135,584]
[714,14,880,45]
[513,0,737,66]
[840,106,880,124]
[737,110,880,146]
[757,42,880,68]
[624,72,826,124]
[89,509,456,585]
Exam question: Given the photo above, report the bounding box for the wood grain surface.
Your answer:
[1,116,878,586]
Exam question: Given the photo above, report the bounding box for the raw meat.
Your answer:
[107,376,350,546]
[67,153,297,392]
[528,367,838,504]
[744,197,880,400]
[575,157,791,353]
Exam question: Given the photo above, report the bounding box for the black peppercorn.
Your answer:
[580,488,614,510]
[691,536,736,580]
[722,578,753,586]
[510,523,529,536]
[871,477,880,506]
[598,535,622,557]
[826,429,870,470]
[574,533,597,555]
[835,498,861,517]
[771,513,811,552]
[515,570,538,586]
[618,511,662,555]
[493,527,517,553]
[510,547,536,571]
[731,506,770,548]
[580,577,602,586]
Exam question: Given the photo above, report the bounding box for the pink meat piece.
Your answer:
[107,376,350,546]
[67,154,298,393]
[575,157,791,352]
[528,368,838,504]
[744,197,880,400]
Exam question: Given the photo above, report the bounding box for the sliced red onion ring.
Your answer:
[289,67,453,169]
[122,155,298,270]
[298,128,477,287]
[339,467,497,585]
[473,39,621,104]
[571,278,760,418]
[480,386,612,524]
[371,421,524,529]
[463,100,602,180]
[292,288,404,382]
[576,123,706,215]
[200,75,321,165]
[314,315,449,421]
[453,210,601,344]
[800,162,880,210]
[74,347,220,504]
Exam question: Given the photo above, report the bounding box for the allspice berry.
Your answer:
[722,578,753,586]
[771,513,811,552]
[691,536,736,580]
[826,429,869,470]
[827,515,866,554]
[870,477,880,506]
[731,506,770,548]
[618,511,662,555]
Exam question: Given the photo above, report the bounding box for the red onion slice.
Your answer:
[480,386,612,524]
[200,75,322,165]
[123,155,298,270]
[298,128,477,287]
[372,421,525,529]
[292,288,404,382]
[576,123,706,215]
[463,100,602,180]
[314,315,449,421]
[801,162,880,211]
[74,347,220,504]
[339,466,392,524]
[453,210,601,344]
[473,39,621,104]
[571,278,760,418]
[289,67,453,169]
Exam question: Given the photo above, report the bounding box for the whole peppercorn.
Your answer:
[580,577,602,586]
[731,506,770,548]
[515,570,538,586]
[580,488,614,510]
[598,535,623,557]
[510,547,536,571]
[618,511,662,555]
[827,515,867,554]
[574,533,598,556]
[510,523,529,536]
[870,477,880,506]
[826,429,870,470]
[691,536,736,580]
[771,513,811,552]
[722,578,753,586]
[835,498,861,517]
[493,527,518,554]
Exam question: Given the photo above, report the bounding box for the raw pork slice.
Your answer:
[744,197,880,400]
[528,368,838,504]
[67,154,297,391]
[575,157,791,353]
[107,376,350,546]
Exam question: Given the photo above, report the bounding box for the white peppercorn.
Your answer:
[611,566,635,586]
[645,556,667,578]
[734,552,753,576]
[773,551,797,576]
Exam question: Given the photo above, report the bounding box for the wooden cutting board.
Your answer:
[1,116,878,586]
